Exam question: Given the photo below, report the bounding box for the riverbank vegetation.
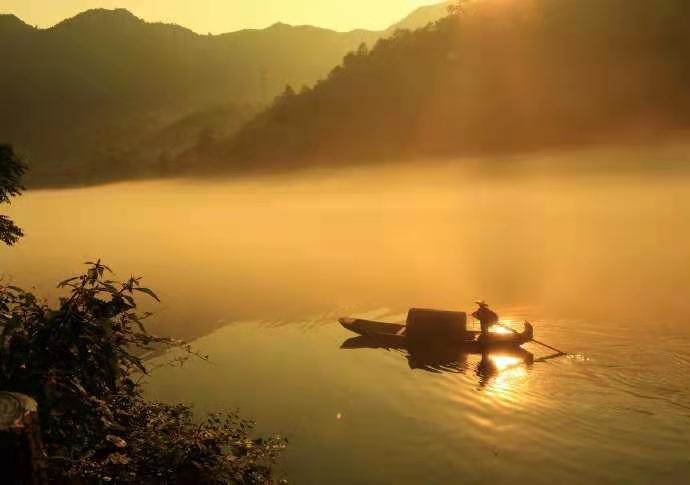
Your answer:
[0,149,286,483]
[0,145,26,245]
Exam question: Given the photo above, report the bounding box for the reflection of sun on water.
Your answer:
[485,355,528,403]
[490,355,522,371]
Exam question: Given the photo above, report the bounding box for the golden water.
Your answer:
[2,152,689,483]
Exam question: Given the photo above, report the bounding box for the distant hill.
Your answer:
[1,3,452,187]
[112,103,258,180]
[198,0,690,173]
[386,2,452,34]
[0,13,32,35]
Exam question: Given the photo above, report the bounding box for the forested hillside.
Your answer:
[203,0,690,172]
[0,9,374,185]
[1,4,450,186]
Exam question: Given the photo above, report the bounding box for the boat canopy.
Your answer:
[406,308,467,340]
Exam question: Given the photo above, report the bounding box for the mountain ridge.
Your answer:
[0,13,34,34]
[7,3,448,37]
[386,1,452,33]
[1,3,453,187]
[196,0,690,173]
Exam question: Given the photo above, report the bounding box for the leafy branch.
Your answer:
[0,262,286,484]
[0,144,28,246]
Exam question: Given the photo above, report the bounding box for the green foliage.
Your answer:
[0,261,286,484]
[0,144,27,245]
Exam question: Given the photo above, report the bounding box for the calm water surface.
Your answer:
[2,153,689,484]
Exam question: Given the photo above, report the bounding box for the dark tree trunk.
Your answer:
[0,392,46,485]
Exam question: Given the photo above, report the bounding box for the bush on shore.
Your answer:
[0,261,287,484]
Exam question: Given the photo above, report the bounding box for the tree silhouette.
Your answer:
[282,84,296,98]
[448,0,469,16]
[0,145,27,246]
[215,0,690,169]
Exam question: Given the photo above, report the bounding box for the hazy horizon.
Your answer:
[0,0,445,33]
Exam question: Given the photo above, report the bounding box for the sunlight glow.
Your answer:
[489,319,520,334]
[485,354,528,403]
[489,355,522,371]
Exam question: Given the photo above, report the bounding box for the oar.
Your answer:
[495,322,568,356]
[534,352,567,363]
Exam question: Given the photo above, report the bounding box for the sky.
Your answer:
[0,0,444,33]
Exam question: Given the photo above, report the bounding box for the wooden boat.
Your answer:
[339,317,533,348]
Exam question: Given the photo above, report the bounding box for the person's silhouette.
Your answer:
[472,301,498,339]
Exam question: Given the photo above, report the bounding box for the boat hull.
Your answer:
[339,317,533,348]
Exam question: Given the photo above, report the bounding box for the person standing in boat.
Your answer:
[472,301,498,338]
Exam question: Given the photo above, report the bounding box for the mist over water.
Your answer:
[2,150,690,483]
[3,149,690,339]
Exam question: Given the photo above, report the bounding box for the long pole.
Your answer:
[496,322,568,356]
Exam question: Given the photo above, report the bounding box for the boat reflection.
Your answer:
[341,336,534,386]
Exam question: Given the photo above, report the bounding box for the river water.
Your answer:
[1,151,689,484]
